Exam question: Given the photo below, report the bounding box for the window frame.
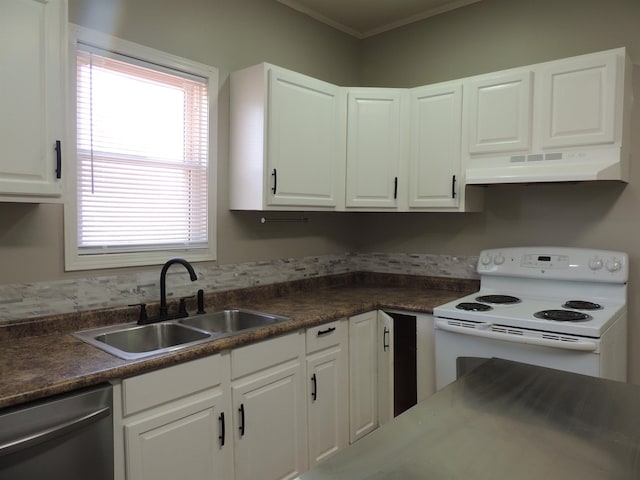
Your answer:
[64,25,218,271]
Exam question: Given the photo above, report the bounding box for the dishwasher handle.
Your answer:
[434,319,598,352]
[0,406,110,457]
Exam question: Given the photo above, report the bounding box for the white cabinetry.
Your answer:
[537,52,621,149]
[305,320,349,467]
[345,89,408,209]
[230,64,346,210]
[377,311,394,426]
[409,81,463,209]
[348,311,393,443]
[464,48,631,184]
[0,0,66,201]
[231,331,307,480]
[465,70,533,155]
[113,355,233,480]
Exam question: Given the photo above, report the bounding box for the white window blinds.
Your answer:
[75,46,209,254]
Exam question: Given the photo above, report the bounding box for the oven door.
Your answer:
[434,318,600,390]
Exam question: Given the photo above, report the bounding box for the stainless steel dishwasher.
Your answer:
[0,383,113,480]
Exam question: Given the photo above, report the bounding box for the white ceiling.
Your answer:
[277,0,482,39]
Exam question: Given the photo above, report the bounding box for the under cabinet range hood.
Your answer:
[465,146,630,184]
[463,47,632,185]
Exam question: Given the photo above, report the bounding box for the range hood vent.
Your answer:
[465,146,629,184]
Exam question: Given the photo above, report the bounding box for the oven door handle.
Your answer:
[434,319,598,352]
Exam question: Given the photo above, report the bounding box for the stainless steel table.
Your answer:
[299,358,640,479]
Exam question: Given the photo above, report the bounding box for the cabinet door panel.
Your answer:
[467,71,532,154]
[124,393,224,480]
[267,69,343,207]
[307,346,348,467]
[0,0,64,198]
[539,54,617,148]
[349,311,378,443]
[377,311,394,426]
[233,363,306,480]
[410,83,462,208]
[346,90,403,208]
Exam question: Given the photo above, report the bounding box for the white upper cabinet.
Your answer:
[537,52,618,149]
[466,70,533,155]
[0,0,66,201]
[345,89,408,209]
[230,63,346,210]
[409,81,463,209]
[464,48,631,184]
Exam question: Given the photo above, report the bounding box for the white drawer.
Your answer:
[122,355,224,416]
[306,319,347,354]
[231,330,304,379]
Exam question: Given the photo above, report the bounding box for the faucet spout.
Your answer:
[159,258,198,317]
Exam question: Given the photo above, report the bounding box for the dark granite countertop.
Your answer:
[0,273,477,410]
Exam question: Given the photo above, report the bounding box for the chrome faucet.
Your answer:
[159,258,198,318]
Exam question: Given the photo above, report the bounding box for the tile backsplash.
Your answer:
[0,252,478,322]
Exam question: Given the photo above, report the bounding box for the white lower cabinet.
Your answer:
[113,354,233,480]
[305,320,349,467]
[231,331,308,480]
[114,313,412,478]
[348,311,394,444]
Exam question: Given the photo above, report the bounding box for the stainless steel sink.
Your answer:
[179,308,289,334]
[73,322,213,360]
[74,308,289,360]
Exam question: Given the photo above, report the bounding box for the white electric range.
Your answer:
[433,247,628,390]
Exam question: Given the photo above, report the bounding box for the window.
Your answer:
[65,26,217,270]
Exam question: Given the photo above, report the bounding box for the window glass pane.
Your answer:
[75,49,209,253]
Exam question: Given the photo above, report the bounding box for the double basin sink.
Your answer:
[73,308,290,360]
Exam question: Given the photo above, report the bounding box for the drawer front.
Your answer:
[231,330,304,380]
[122,355,224,416]
[306,319,346,354]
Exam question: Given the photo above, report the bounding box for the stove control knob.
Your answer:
[606,259,622,272]
[589,257,603,270]
[480,254,493,266]
[494,253,505,265]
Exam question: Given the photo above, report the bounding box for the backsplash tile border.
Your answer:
[0,252,478,322]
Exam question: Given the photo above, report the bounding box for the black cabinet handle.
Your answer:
[393,176,398,199]
[383,326,390,352]
[311,373,317,401]
[451,175,457,199]
[219,412,225,446]
[317,326,336,336]
[55,140,62,179]
[238,403,245,437]
[271,169,277,194]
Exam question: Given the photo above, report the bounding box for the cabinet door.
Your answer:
[538,53,618,149]
[267,67,344,208]
[232,361,307,480]
[377,311,394,426]
[0,0,64,199]
[124,390,230,480]
[348,311,378,443]
[409,82,462,208]
[307,344,348,467]
[346,89,406,208]
[466,70,533,154]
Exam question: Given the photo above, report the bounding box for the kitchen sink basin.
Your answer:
[73,322,213,360]
[179,308,289,334]
[74,308,290,360]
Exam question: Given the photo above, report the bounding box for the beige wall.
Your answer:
[358,0,640,382]
[0,0,362,284]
